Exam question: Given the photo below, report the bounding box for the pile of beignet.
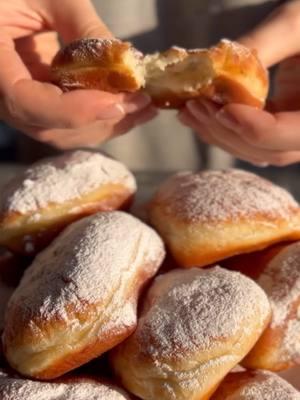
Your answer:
[0,149,300,399]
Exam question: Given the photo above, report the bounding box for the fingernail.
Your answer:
[123,93,152,113]
[251,161,270,168]
[135,106,158,125]
[216,109,241,131]
[97,103,125,119]
[186,100,209,121]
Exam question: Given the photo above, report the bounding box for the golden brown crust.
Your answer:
[211,370,300,399]
[3,212,165,380]
[51,38,143,93]
[0,186,134,256]
[148,169,300,268]
[145,40,269,108]
[224,242,300,371]
[51,38,268,108]
[111,267,271,400]
[0,150,137,256]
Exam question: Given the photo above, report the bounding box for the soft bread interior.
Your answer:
[123,48,146,87]
[143,50,215,97]
[124,47,215,99]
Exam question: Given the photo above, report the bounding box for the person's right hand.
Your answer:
[0,0,155,149]
[178,0,300,166]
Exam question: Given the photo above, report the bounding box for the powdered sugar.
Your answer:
[220,39,255,60]
[257,242,300,360]
[137,267,270,360]
[0,369,131,400]
[153,169,299,223]
[230,370,300,399]
[7,211,165,324]
[0,150,136,214]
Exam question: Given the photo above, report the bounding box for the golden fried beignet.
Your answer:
[0,368,133,399]
[211,370,300,399]
[51,39,268,108]
[111,267,271,400]
[148,169,300,268]
[52,38,144,93]
[2,211,165,380]
[0,150,136,255]
[144,39,268,108]
[224,242,300,371]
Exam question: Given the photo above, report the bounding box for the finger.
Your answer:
[239,1,300,67]
[44,0,113,42]
[32,105,157,149]
[15,32,60,81]
[187,102,269,166]
[216,103,300,151]
[114,105,158,135]
[0,35,31,91]
[1,77,150,131]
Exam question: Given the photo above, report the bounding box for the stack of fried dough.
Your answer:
[0,38,300,400]
[0,149,299,399]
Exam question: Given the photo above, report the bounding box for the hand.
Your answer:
[179,0,300,166]
[0,0,155,149]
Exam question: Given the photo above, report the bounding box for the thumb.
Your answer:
[238,1,300,68]
[46,0,113,43]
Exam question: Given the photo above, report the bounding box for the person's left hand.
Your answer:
[178,0,300,167]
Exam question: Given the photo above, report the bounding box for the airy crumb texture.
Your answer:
[0,150,136,215]
[151,169,299,224]
[0,369,132,400]
[211,370,300,399]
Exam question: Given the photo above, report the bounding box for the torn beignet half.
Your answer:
[2,211,165,379]
[111,267,271,400]
[211,369,300,399]
[0,150,136,255]
[224,241,300,371]
[148,169,300,268]
[51,38,144,93]
[143,39,268,108]
[51,38,268,108]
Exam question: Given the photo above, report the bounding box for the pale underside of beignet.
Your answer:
[2,211,165,379]
[111,267,271,400]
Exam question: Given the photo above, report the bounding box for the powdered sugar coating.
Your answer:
[137,266,270,360]
[0,369,131,400]
[153,169,299,223]
[61,38,123,64]
[220,38,256,59]
[227,370,300,399]
[0,150,136,215]
[6,211,165,324]
[257,242,300,361]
